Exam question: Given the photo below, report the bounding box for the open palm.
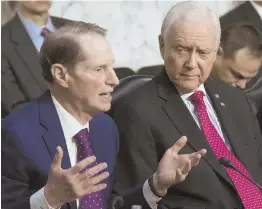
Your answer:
[154,136,206,193]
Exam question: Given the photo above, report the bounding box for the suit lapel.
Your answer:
[11,15,46,88]
[156,72,233,186]
[39,91,76,209]
[89,118,104,164]
[205,79,249,164]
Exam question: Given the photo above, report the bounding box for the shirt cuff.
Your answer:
[30,187,61,209]
[143,180,162,209]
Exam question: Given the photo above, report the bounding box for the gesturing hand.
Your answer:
[153,136,206,196]
[44,146,109,208]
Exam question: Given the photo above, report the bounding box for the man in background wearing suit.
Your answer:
[220,1,262,89]
[211,23,262,135]
[2,21,206,209]
[112,2,262,209]
[1,0,69,116]
[212,23,262,89]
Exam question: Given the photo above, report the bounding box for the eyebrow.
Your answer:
[174,43,212,51]
[173,44,191,51]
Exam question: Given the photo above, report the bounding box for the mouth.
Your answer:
[181,75,199,80]
[99,92,112,101]
[181,74,198,77]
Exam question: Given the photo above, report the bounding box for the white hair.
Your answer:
[161,1,221,47]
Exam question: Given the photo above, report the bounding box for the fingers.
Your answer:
[77,163,108,182]
[87,163,108,177]
[198,149,207,157]
[81,172,109,193]
[190,154,202,167]
[181,160,191,175]
[51,146,63,170]
[70,156,96,175]
[176,168,187,182]
[84,183,107,196]
[189,149,206,167]
[171,136,187,154]
[85,171,109,186]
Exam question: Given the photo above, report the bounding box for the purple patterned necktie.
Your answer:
[74,128,103,209]
[40,27,50,38]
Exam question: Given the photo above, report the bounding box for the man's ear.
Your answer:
[51,64,69,88]
[158,35,164,59]
[217,46,224,57]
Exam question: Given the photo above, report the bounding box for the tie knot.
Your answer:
[41,27,50,38]
[190,90,204,106]
[74,128,89,145]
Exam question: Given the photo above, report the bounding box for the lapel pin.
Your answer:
[220,102,225,107]
[215,94,219,98]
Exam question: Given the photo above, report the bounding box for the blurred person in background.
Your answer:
[212,23,262,89]
[2,0,70,117]
[212,22,262,135]
[1,1,17,25]
[220,1,262,89]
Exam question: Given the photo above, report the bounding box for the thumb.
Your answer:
[52,146,63,169]
[171,136,187,154]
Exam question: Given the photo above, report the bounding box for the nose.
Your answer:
[235,79,247,89]
[106,68,120,87]
[185,52,198,69]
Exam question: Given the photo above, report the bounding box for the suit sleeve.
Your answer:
[2,128,35,209]
[1,54,28,115]
[111,101,161,209]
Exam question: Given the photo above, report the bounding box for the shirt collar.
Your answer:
[173,83,207,101]
[250,1,262,19]
[18,12,55,39]
[51,95,89,141]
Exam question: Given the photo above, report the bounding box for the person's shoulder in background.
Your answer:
[1,13,17,36]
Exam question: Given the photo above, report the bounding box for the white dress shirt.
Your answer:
[178,84,227,143]
[251,1,262,19]
[30,96,159,209]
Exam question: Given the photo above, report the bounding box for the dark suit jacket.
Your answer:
[112,70,262,209]
[220,1,262,89]
[1,14,69,117]
[1,92,150,209]
[1,92,119,209]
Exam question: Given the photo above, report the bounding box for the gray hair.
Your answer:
[161,1,221,47]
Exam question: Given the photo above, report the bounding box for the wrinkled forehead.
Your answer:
[165,20,217,48]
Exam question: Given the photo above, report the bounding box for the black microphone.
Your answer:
[219,157,262,191]
[109,195,124,209]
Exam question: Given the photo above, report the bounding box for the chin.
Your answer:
[176,81,200,92]
[100,104,111,112]
[35,3,51,12]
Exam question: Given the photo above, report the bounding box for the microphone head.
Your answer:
[110,196,124,209]
[219,157,234,168]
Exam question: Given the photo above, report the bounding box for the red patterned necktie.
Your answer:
[190,90,262,209]
[74,128,103,209]
[40,27,50,38]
